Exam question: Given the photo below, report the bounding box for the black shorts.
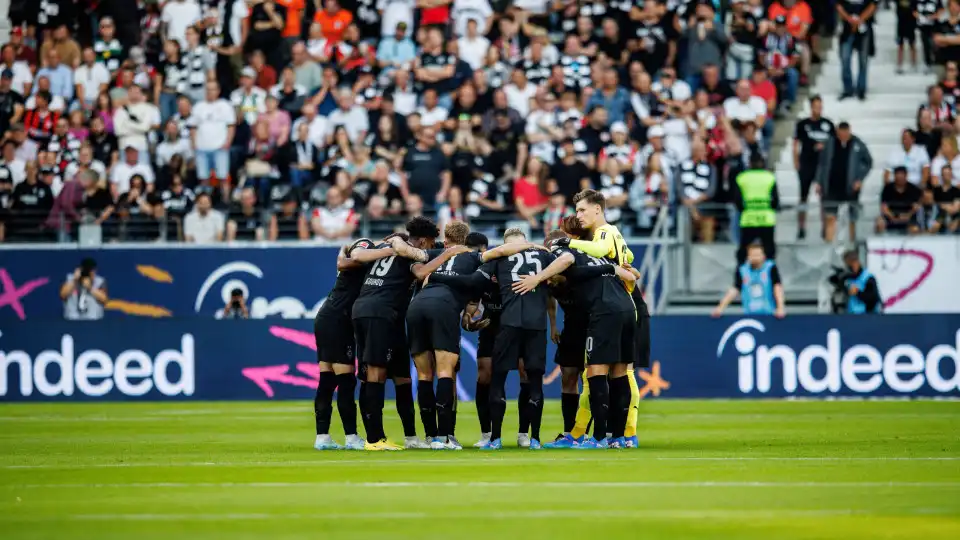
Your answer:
[354,317,410,378]
[492,326,547,373]
[798,164,817,203]
[586,310,637,366]
[554,323,587,369]
[314,314,355,365]
[477,319,499,359]
[406,297,461,355]
[898,16,916,45]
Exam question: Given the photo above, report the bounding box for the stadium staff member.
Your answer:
[732,153,780,264]
[713,241,786,318]
[842,250,882,314]
[60,258,108,320]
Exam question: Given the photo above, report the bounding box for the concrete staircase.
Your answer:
[773,8,934,241]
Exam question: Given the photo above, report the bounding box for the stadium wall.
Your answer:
[2,316,958,402]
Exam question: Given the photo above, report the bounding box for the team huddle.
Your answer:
[312,189,652,451]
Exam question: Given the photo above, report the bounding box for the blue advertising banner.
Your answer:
[1,316,957,402]
[0,245,653,320]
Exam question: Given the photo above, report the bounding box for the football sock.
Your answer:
[561,393,579,433]
[313,372,337,435]
[518,382,531,434]
[451,388,458,437]
[587,375,609,441]
[394,382,417,438]
[489,371,508,441]
[417,380,438,438]
[571,371,592,439]
[436,377,455,439]
[526,371,545,442]
[626,369,640,438]
[609,375,630,440]
[364,381,386,443]
[358,381,370,435]
[335,373,358,436]
[475,382,491,433]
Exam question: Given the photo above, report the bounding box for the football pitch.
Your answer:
[1,400,958,540]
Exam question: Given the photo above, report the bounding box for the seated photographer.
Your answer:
[876,166,922,234]
[221,287,249,319]
[840,250,881,314]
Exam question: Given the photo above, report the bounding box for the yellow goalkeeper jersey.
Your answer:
[568,223,635,292]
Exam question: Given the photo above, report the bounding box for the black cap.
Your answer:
[774,15,787,25]
[0,69,12,80]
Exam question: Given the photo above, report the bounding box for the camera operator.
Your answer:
[840,250,882,314]
[221,288,249,319]
[59,258,108,320]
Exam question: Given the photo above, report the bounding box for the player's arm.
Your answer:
[546,296,560,345]
[411,245,471,281]
[430,268,492,293]
[566,227,617,258]
[339,246,395,269]
[388,235,431,262]
[512,251,575,295]
[480,241,546,262]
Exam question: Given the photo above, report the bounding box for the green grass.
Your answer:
[1,400,959,539]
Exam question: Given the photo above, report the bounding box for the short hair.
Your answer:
[503,227,526,241]
[809,94,822,104]
[749,153,767,170]
[560,215,589,238]
[544,229,568,245]
[843,249,859,263]
[465,232,489,249]
[195,191,212,203]
[572,189,606,210]
[406,216,440,240]
[747,241,765,251]
[444,220,470,245]
[838,121,851,130]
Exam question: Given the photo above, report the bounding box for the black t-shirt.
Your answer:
[479,248,557,330]
[729,11,759,47]
[551,159,591,201]
[247,3,285,52]
[939,81,960,110]
[733,263,783,289]
[353,0,380,40]
[352,242,427,321]
[403,146,449,203]
[937,16,960,64]
[88,132,118,166]
[161,187,195,217]
[881,182,923,213]
[934,185,960,204]
[632,18,671,74]
[81,188,114,215]
[578,125,609,160]
[914,129,941,159]
[319,238,376,319]
[229,207,263,239]
[450,151,485,194]
[0,90,24,134]
[795,117,836,165]
[553,245,634,316]
[481,280,502,325]
[838,0,878,38]
[701,80,734,108]
[11,180,54,213]
[488,123,526,158]
[420,249,485,307]
[916,0,943,28]
[419,52,457,93]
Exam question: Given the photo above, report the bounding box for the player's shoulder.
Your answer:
[351,237,376,251]
[596,223,623,240]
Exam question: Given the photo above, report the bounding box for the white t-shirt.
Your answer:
[224,0,249,48]
[161,0,203,48]
[291,115,329,148]
[229,87,267,125]
[452,0,493,36]
[327,106,370,143]
[885,144,931,186]
[2,158,27,186]
[416,105,449,127]
[189,99,236,151]
[512,0,548,14]
[110,161,156,193]
[662,117,694,163]
[25,94,66,112]
[6,61,33,96]
[312,205,358,237]
[457,36,490,70]
[184,209,226,243]
[652,79,692,102]
[63,160,107,184]
[74,63,111,103]
[504,83,537,117]
[929,153,960,185]
[378,0,416,37]
[723,96,767,123]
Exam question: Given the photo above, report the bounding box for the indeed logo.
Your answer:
[0,331,195,398]
[717,320,960,395]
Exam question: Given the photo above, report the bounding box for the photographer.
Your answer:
[59,258,108,321]
[221,288,250,319]
[840,250,882,314]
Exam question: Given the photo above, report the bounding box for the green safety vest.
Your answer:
[736,170,777,228]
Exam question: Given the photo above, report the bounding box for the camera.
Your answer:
[826,266,853,314]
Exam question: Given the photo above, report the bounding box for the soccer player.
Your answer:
[430,228,554,450]
[350,217,468,450]
[313,237,396,450]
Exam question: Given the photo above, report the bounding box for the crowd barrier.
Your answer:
[2,316,957,401]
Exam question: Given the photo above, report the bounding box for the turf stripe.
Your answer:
[8,481,960,489]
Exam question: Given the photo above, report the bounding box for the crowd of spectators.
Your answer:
[0,0,834,244]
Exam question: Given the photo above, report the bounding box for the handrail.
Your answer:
[638,205,670,314]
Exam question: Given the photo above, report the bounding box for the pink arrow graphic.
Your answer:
[0,269,49,320]
[269,326,317,351]
[296,362,321,380]
[241,365,320,398]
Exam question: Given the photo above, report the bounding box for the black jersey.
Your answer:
[420,250,485,306]
[794,117,836,166]
[553,245,635,316]
[352,242,425,322]
[480,280,503,325]
[319,238,377,319]
[479,248,556,330]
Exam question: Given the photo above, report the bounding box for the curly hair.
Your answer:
[465,232,489,249]
[406,216,440,240]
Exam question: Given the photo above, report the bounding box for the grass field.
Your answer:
[1,400,958,539]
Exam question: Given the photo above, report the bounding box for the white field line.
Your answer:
[3,456,959,470]
[8,481,960,489]
[7,508,954,522]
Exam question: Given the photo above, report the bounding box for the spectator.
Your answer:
[930,136,960,185]
[919,84,952,126]
[760,15,800,113]
[0,44,33,97]
[458,19,491,71]
[250,50,278,90]
[161,0,204,49]
[0,140,26,186]
[183,191,226,243]
[290,41,324,93]
[112,146,157,194]
[114,84,160,160]
[914,109,941,159]
[189,81,236,195]
[161,173,196,221]
[587,68,630,125]
[402,126,451,206]
[47,117,81,173]
[768,0,813,85]
[26,76,67,113]
[682,2,727,90]
[895,0,919,74]
[259,95,292,147]
[328,87,370,143]
[417,27,457,107]
[41,24,82,70]
[244,121,281,203]
[934,165,960,232]
[23,91,60,146]
[885,129,931,187]
[60,258,108,321]
[876,166,922,234]
[437,185,467,230]
[677,139,719,243]
[598,156,628,226]
[727,0,760,81]
[314,0,354,45]
[181,25,214,104]
[9,161,54,239]
[246,0,286,69]
[514,157,549,227]
[88,116,119,169]
[156,119,194,169]
[911,188,946,234]
[74,48,110,111]
[311,185,359,239]
[723,80,767,131]
[630,151,670,230]
[817,122,872,241]
[837,0,877,101]
[227,187,266,241]
[269,192,309,240]
[93,92,115,132]
[34,49,73,102]
[542,189,573,232]
[94,16,125,74]
[793,95,835,239]
[917,0,942,74]
[231,67,268,126]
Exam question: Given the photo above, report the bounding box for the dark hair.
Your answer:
[406,216,440,240]
[80,258,97,272]
[465,232,489,249]
[838,122,851,130]
[809,94,822,104]
[230,288,244,298]
[560,215,589,238]
[195,191,212,202]
[544,229,568,245]
[749,153,767,170]
[572,189,606,210]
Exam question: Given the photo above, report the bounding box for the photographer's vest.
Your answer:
[846,269,881,314]
[63,274,106,320]
[736,170,777,228]
[738,260,776,315]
